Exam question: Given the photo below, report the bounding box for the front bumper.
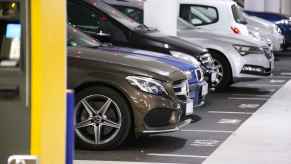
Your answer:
[180,81,208,118]
[127,87,191,135]
[230,48,274,80]
[142,119,192,134]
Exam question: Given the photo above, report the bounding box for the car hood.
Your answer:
[141,31,208,55]
[98,46,199,71]
[68,47,186,82]
[178,29,267,48]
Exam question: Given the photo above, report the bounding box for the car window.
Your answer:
[67,25,101,48]
[178,18,196,30]
[232,5,247,24]
[67,1,127,42]
[114,6,144,24]
[180,4,218,26]
[98,2,142,31]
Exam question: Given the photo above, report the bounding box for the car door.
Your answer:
[0,0,29,163]
[67,1,128,44]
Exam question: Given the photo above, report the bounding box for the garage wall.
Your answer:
[245,0,291,15]
[281,0,291,16]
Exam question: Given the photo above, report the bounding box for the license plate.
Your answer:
[202,82,209,96]
[186,99,194,116]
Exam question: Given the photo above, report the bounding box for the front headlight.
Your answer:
[274,25,282,34]
[233,44,264,56]
[276,19,290,25]
[126,76,168,96]
[170,51,201,66]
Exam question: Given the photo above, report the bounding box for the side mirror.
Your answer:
[94,31,111,43]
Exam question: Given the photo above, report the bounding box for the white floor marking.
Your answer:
[147,153,208,159]
[191,140,220,147]
[228,97,268,101]
[267,88,277,92]
[217,119,242,124]
[280,72,291,76]
[231,94,270,97]
[270,79,286,83]
[271,75,291,79]
[74,161,178,164]
[238,104,260,109]
[245,84,282,87]
[208,111,253,115]
[181,129,233,133]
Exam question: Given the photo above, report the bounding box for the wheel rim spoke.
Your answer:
[75,94,122,145]
[102,118,121,129]
[76,119,94,129]
[81,99,97,116]
[97,98,112,115]
[93,124,101,144]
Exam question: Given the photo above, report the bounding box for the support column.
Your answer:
[30,0,67,164]
[265,0,280,13]
[244,0,265,11]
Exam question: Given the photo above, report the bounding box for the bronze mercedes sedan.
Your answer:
[67,26,192,150]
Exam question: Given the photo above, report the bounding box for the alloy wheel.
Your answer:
[213,58,224,87]
[75,94,122,145]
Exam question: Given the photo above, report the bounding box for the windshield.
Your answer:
[68,25,101,48]
[178,18,196,30]
[93,1,146,31]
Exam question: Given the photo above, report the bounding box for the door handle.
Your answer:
[0,86,19,98]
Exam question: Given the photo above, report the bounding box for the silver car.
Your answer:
[177,18,274,90]
[245,14,285,52]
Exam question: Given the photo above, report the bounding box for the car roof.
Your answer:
[103,0,143,9]
[179,0,236,7]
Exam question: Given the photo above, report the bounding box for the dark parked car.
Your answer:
[245,10,291,50]
[67,0,216,86]
[68,26,193,150]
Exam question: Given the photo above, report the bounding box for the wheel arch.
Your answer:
[74,81,136,135]
[208,48,234,82]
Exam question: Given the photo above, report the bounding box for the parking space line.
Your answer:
[208,111,253,115]
[191,140,220,147]
[217,119,241,124]
[270,79,286,83]
[238,104,260,109]
[271,75,291,79]
[245,84,282,87]
[181,129,233,133]
[147,153,208,159]
[228,97,268,101]
[280,72,291,76]
[231,94,270,97]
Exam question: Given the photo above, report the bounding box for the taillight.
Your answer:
[231,27,240,34]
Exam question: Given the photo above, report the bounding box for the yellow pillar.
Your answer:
[30,0,67,163]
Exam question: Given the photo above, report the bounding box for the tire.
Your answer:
[211,52,232,91]
[74,86,132,150]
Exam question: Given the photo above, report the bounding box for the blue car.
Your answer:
[99,46,209,116]
[245,10,291,50]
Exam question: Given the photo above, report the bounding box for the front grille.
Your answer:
[195,69,204,82]
[173,80,189,102]
[263,47,273,59]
